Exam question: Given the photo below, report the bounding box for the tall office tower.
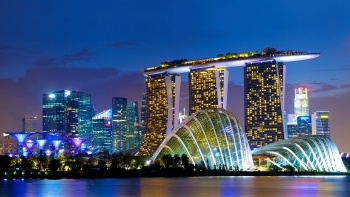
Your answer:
[112,97,127,153]
[294,87,309,117]
[125,102,141,150]
[244,61,286,148]
[139,73,181,156]
[140,93,147,132]
[43,90,93,137]
[66,91,93,138]
[189,67,229,115]
[312,111,330,137]
[22,115,38,132]
[92,109,112,153]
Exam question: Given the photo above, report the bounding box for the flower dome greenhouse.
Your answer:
[152,108,254,170]
[251,136,347,172]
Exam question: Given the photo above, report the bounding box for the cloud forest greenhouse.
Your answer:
[251,136,347,172]
[152,108,254,170]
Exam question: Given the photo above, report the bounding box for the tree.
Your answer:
[161,154,171,168]
[20,156,33,172]
[173,154,180,168]
[0,155,12,174]
[181,154,189,169]
[217,54,225,59]
[283,165,296,172]
[48,159,60,172]
[268,164,279,172]
[123,153,132,169]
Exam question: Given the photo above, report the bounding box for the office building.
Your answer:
[244,61,286,147]
[139,73,181,156]
[22,115,38,132]
[42,90,93,137]
[92,109,112,153]
[188,67,229,115]
[287,124,299,138]
[140,93,147,132]
[112,97,127,153]
[125,102,142,150]
[297,116,312,136]
[294,87,309,117]
[312,111,330,137]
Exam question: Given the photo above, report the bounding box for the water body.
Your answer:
[1,176,350,197]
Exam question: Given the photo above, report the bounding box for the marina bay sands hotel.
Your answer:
[139,48,320,156]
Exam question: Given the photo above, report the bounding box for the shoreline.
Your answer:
[2,170,350,180]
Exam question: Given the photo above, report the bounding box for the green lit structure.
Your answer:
[152,108,254,170]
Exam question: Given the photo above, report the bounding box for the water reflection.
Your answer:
[1,176,350,197]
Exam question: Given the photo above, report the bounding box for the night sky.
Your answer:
[1,1,350,151]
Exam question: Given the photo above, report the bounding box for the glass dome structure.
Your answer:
[252,136,346,172]
[152,108,254,170]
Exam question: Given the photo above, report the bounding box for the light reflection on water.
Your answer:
[1,176,350,197]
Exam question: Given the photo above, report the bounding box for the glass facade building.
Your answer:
[112,97,127,153]
[42,90,93,138]
[92,109,112,153]
[139,73,181,156]
[152,108,254,170]
[125,102,143,150]
[244,61,286,148]
[189,67,229,115]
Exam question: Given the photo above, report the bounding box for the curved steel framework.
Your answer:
[152,108,254,170]
[252,136,346,172]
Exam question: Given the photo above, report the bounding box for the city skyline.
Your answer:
[1,1,350,152]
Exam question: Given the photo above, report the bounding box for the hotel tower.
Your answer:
[189,67,229,115]
[138,73,181,155]
[244,60,286,147]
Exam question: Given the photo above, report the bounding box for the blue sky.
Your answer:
[1,0,350,151]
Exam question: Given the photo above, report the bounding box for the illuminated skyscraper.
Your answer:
[294,87,309,117]
[189,67,229,115]
[312,111,330,137]
[42,90,93,137]
[66,91,93,138]
[125,101,142,150]
[140,93,147,132]
[112,97,127,153]
[139,73,181,155]
[244,61,286,148]
[92,109,112,153]
[22,115,38,132]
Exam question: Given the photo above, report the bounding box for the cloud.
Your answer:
[309,81,337,93]
[0,44,38,67]
[315,68,350,72]
[35,48,96,68]
[339,83,350,89]
[111,40,138,48]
